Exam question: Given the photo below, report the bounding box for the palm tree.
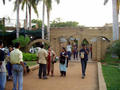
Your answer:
[2,0,11,4]
[14,0,22,38]
[21,0,38,30]
[44,0,60,41]
[104,0,119,40]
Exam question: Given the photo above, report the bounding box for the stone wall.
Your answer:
[50,27,114,61]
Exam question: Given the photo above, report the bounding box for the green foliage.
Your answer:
[102,65,120,90]
[32,19,46,29]
[108,40,120,58]
[81,39,89,45]
[50,18,80,27]
[23,53,37,61]
[12,35,30,48]
[101,53,120,66]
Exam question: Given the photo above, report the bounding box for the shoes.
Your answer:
[43,77,48,79]
[82,75,85,79]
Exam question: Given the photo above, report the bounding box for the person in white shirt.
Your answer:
[66,42,72,60]
[37,44,48,79]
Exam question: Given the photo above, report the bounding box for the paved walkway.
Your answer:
[6,61,98,90]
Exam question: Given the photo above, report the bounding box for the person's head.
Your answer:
[68,42,70,45]
[15,42,20,49]
[40,44,44,49]
[48,46,51,51]
[82,44,86,49]
[62,47,66,52]
[8,45,13,52]
[0,40,3,48]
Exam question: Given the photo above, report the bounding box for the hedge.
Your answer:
[23,53,37,61]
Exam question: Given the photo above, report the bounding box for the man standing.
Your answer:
[37,44,48,79]
[10,42,24,90]
[0,40,6,90]
[79,44,89,79]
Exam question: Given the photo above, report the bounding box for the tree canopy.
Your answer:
[50,18,80,27]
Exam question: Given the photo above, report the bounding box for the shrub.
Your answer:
[23,53,37,61]
[109,40,120,59]
[12,35,30,51]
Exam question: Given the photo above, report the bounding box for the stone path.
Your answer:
[6,61,98,90]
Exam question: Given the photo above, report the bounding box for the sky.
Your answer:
[0,0,117,27]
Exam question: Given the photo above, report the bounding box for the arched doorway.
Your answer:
[26,39,49,52]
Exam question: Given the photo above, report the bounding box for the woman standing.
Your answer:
[59,47,68,77]
[47,46,56,76]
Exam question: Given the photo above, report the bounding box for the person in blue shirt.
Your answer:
[79,44,89,79]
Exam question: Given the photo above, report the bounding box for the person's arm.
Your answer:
[19,51,24,67]
[85,48,89,55]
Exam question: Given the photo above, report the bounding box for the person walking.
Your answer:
[0,40,6,90]
[59,47,68,77]
[73,45,78,60]
[79,44,89,79]
[6,45,13,80]
[47,46,56,76]
[37,44,48,79]
[66,42,72,60]
[10,42,24,90]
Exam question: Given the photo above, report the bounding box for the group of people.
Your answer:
[0,40,89,90]
[0,41,24,90]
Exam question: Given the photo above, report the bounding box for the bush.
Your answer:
[109,40,120,59]
[12,35,30,51]
[23,53,37,61]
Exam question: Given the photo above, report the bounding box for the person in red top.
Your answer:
[47,46,56,76]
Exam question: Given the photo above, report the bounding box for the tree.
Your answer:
[104,0,119,40]
[2,0,11,5]
[14,0,23,38]
[21,0,38,30]
[44,0,60,41]
[50,18,80,27]
[109,40,120,59]
[32,19,46,29]
[12,35,30,51]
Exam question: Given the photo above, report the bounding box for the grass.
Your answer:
[101,53,120,66]
[25,61,37,66]
[102,65,120,90]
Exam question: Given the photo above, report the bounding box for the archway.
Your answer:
[26,39,49,52]
[91,36,111,61]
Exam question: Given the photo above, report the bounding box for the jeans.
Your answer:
[81,59,87,76]
[6,62,12,76]
[12,64,23,90]
[73,51,78,60]
[0,72,6,90]
[67,51,71,60]
[39,64,47,78]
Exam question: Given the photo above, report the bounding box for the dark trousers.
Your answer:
[67,51,71,60]
[81,59,87,76]
[39,64,47,78]
[6,62,12,76]
[73,51,78,60]
[60,71,66,76]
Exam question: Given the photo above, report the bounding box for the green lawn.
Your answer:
[25,61,37,66]
[102,65,120,90]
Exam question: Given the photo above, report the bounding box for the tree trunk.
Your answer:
[29,3,32,30]
[47,8,50,42]
[42,1,45,40]
[112,0,119,40]
[25,0,28,30]
[16,0,20,38]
